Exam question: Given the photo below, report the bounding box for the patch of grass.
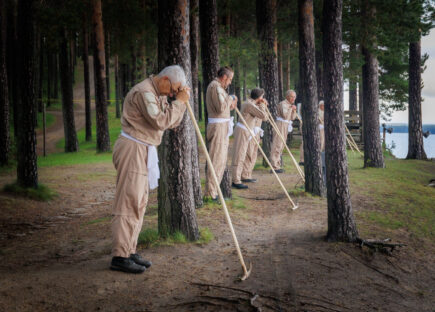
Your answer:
[76,171,116,181]
[38,106,121,167]
[36,111,55,130]
[85,216,111,225]
[138,227,214,248]
[230,194,247,210]
[3,183,57,201]
[348,152,435,239]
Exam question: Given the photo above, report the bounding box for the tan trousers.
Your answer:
[320,127,325,152]
[112,136,149,258]
[231,127,250,184]
[206,123,229,198]
[241,134,260,180]
[270,120,289,170]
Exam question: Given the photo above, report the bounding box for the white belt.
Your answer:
[208,117,234,137]
[276,117,293,133]
[236,122,264,141]
[121,131,159,190]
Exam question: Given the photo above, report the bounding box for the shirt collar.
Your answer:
[149,75,161,97]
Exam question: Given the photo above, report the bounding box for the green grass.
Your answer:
[38,106,121,167]
[138,227,214,248]
[3,183,57,201]
[347,152,435,239]
[85,216,111,225]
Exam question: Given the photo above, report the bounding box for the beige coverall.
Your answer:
[270,99,297,170]
[112,77,186,258]
[241,117,263,180]
[231,99,267,184]
[205,79,234,198]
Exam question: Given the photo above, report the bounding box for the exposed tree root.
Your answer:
[356,237,405,255]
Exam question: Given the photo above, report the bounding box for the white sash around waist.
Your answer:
[236,122,264,141]
[121,131,159,190]
[208,117,234,137]
[276,117,293,133]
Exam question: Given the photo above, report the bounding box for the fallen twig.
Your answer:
[356,237,405,255]
[296,294,350,310]
[299,301,344,312]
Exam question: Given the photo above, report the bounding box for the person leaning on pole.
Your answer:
[231,88,268,189]
[269,90,297,173]
[110,65,190,274]
[205,66,238,201]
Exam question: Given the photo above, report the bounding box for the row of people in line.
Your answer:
[109,64,324,274]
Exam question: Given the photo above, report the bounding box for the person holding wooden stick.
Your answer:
[110,65,190,274]
[205,66,238,200]
[241,116,263,183]
[231,88,268,189]
[269,90,298,173]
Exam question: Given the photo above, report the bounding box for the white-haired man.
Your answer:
[110,65,190,274]
[205,66,238,200]
[270,90,297,172]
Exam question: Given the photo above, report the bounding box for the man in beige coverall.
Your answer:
[270,90,297,172]
[241,116,263,182]
[231,88,268,189]
[205,66,238,200]
[111,65,190,274]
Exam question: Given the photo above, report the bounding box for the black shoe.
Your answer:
[241,178,257,183]
[299,162,304,166]
[130,253,152,268]
[110,256,146,274]
[232,183,248,189]
[211,196,221,204]
[270,169,285,173]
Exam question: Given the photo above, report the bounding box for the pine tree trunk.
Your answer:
[16,0,37,188]
[199,0,232,199]
[198,79,202,121]
[278,41,284,101]
[6,1,18,137]
[38,36,44,114]
[105,30,110,103]
[407,40,427,160]
[316,48,324,101]
[323,0,358,242]
[256,0,279,166]
[234,58,241,111]
[298,0,325,196]
[59,29,78,152]
[157,0,200,240]
[114,54,121,118]
[242,63,247,101]
[362,1,384,168]
[348,44,358,111]
[190,0,200,120]
[53,54,59,99]
[92,0,110,152]
[83,19,92,142]
[285,43,291,90]
[0,0,9,166]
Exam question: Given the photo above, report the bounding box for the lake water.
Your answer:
[384,133,435,159]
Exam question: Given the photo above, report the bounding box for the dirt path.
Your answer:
[0,155,434,311]
[36,60,95,156]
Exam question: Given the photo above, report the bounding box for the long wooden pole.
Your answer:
[345,124,363,155]
[264,107,305,181]
[185,100,251,281]
[234,106,298,210]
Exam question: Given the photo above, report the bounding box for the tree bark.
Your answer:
[198,79,202,120]
[284,43,291,91]
[105,30,110,103]
[407,40,427,160]
[348,44,358,111]
[16,0,37,188]
[114,54,121,118]
[278,41,284,101]
[200,0,232,199]
[59,29,78,152]
[361,0,384,168]
[190,0,200,120]
[323,0,358,242]
[157,0,200,240]
[83,18,92,142]
[242,63,247,101]
[92,0,110,152]
[316,48,324,101]
[298,0,325,196]
[256,0,279,166]
[38,36,44,114]
[0,0,9,166]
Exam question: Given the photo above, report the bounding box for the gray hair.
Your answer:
[158,65,187,87]
[319,100,324,106]
[285,89,296,98]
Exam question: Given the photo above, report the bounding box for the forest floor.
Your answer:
[1,67,435,311]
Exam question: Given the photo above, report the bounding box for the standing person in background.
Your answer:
[231,88,268,189]
[205,66,238,201]
[270,90,297,172]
